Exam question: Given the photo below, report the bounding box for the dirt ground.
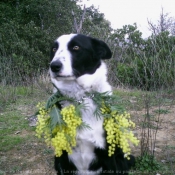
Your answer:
[131,105,175,173]
[1,104,175,175]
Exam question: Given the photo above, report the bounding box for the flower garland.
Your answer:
[35,91,139,159]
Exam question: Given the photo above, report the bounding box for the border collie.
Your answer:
[49,34,135,175]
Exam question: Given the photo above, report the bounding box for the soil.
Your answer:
[131,105,175,173]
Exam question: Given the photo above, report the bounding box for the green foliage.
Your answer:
[153,109,170,114]
[0,0,78,85]
[45,91,63,109]
[135,154,162,173]
[116,57,152,89]
[111,23,144,59]
[49,105,64,129]
[113,24,175,90]
[0,0,112,85]
[1,0,175,91]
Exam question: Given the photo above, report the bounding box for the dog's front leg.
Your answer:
[94,148,117,175]
[54,151,77,175]
[101,155,118,175]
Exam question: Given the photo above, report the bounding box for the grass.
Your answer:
[113,88,145,110]
[0,109,33,152]
[0,85,54,174]
[113,88,155,111]
[114,88,175,111]
[153,108,170,114]
[0,85,175,174]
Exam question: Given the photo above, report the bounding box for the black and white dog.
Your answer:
[49,34,135,175]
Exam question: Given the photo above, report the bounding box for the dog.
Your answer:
[49,34,135,175]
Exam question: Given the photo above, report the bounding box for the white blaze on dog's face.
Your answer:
[49,34,112,81]
[49,34,76,80]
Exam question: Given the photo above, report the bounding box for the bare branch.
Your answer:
[78,5,86,33]
[72,5,86,34]
[147,7,175,35]
[72,10,79,33]
[39,13,44,30]
[147,18,157,35]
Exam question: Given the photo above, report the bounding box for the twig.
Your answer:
[72,5,86,34]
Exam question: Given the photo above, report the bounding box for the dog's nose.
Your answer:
[50,60,63,72]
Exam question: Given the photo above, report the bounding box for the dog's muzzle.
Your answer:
[50,60,76,80]
[50,60,63,73]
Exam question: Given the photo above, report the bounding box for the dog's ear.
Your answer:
[91,38,112,60]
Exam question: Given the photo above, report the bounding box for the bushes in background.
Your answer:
[111,27,175,90]
[1,1,175,90]
[0,0,78,84]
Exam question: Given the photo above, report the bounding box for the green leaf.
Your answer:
[45,91,62,109]
[45,90,79,110]
[75,103,87,117]
[110,105,124,113]
[77,122,91,130]
[93,108,102,119]
[49,106,64,130]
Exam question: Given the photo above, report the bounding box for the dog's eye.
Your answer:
[73,46,80,50]
[53,48,57,52]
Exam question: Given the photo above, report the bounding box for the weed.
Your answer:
[0,85,34,109]
[10,166,22,174]
[113,89,145,110]
[135,154,163,173]
[140,121,158,129]
[42,148,54,155]
[166,145,175,150]
[0,170,5,175]
[153,109,170,114]
[0,136,24,152]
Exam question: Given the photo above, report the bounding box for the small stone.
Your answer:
[161,159,166,163]
[154,147,162,152]
[15,131,21,134]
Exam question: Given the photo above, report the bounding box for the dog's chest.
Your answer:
[69,139,95,172]
[68,99,105,173]
[55,81,107,173]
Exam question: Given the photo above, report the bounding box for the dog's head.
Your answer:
[49,34,112,80]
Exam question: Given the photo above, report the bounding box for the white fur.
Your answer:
[50,34,76,78]
[51,62,111,97]
[50,35,112,175]
[51,63,111,174]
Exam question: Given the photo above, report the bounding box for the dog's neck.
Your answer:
[51,62,111,100]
